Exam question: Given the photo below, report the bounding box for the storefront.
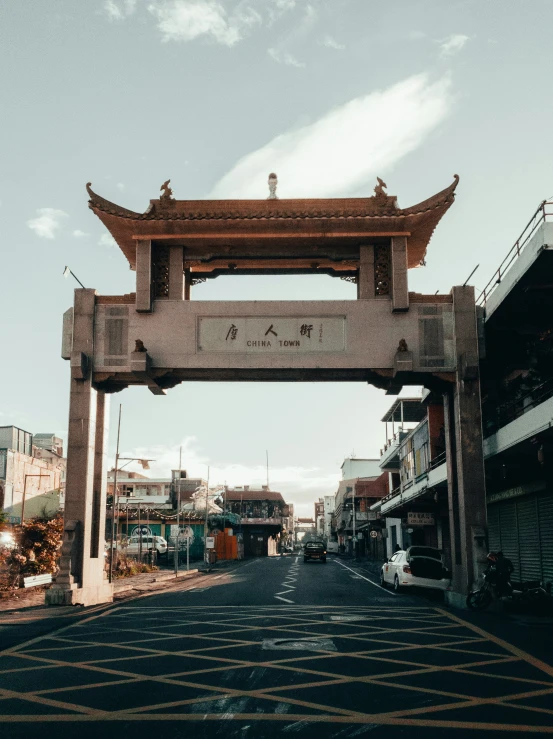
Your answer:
[487,484,553,587]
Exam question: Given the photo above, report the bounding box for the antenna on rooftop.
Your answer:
[266,450,270,490]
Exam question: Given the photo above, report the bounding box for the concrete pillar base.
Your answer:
[444,590,469,609]
[45,583,113,607]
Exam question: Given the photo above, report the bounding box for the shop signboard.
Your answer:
[407,512,434,526]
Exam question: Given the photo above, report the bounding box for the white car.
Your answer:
[380,547,452,592]
[121,535,168,557]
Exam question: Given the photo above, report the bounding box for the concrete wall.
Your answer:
[1,449,63,519]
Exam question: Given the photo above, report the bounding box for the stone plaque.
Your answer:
[198,317,345,353]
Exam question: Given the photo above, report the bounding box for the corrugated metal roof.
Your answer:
[381,398,427,423]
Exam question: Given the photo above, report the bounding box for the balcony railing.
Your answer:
[379,452,447,506]
[477,200,553,306]
[240,516,282,525]
[428,451,447,470]
[483,377,553,437]
[380,430,409,457]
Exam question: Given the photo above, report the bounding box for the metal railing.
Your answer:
[380,452,447,506]
[428,451,447,471]
[477,200,553,306]
[483,376,553,437]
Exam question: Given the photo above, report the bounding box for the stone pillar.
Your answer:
[136,239,152,312]
[46,289,113,607]
[391,236,409,312]
[168,245,184,300]
[444,286,487,607]
[91,390,110,559]
[357,246,375,299]
[184,268,192,300]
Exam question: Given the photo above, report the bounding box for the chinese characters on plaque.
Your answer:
[407,512,435,526]
[198,317,345,353]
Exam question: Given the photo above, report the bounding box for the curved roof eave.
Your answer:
[86,176,459,270]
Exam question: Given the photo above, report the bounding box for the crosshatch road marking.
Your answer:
[2,605,553,732]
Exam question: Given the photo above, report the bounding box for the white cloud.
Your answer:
[116,182,125,191]
[103,0,137,20]
[27,208,68,239]
[320,34,344,50]
[210,73,452,199]
[99,234,117,247]
[72,229,90,238]
[148,0,262,46]
[439,33,470,58]
[268,46,305,67]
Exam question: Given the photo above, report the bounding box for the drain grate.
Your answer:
[262,638,337,652]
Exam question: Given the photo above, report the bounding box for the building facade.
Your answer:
[224,486,287,556]
[479,203,553,586]
[0,426,66,522]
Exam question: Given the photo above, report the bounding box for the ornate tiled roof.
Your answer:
[87,176,459,270]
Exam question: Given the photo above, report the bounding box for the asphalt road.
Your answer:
[2,554,553,738]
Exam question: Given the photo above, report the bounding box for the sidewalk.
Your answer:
[0,566,201,618]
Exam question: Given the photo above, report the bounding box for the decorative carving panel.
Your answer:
[152,245,170,298]
[374,244,391,296]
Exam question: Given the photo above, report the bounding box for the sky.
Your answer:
[1,0,553,517]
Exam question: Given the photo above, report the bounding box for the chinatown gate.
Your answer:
[47,174,487,608]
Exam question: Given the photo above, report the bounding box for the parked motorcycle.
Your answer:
[467,551,551,610]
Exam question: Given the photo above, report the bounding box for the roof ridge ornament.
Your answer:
[267,172,278,200]
[374,177,387,197]
[160,179,174,203]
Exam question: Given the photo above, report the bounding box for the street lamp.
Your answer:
[62,265,86,289]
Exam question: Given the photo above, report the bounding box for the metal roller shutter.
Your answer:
[487,505,501,552]
[498,502,520,583]
[517,497,541,583]
[538,494,553,586]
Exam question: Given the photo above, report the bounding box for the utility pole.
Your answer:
[186,527,190,571]
[174,484,181,576]
[109,404,122,584]
[138,502,142,562]
[352,482,356,560]
[204,467,210,567]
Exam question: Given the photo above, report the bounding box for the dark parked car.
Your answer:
[303,541,327,563]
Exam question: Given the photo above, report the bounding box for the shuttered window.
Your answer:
[103,307,129,367]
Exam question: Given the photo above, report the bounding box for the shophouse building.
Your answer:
[371,201,553,588]
[332,472,388,556]
[373,395,449,560]
[479,200,553,586]
[224,486,287,556]
[314,499,325,539]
